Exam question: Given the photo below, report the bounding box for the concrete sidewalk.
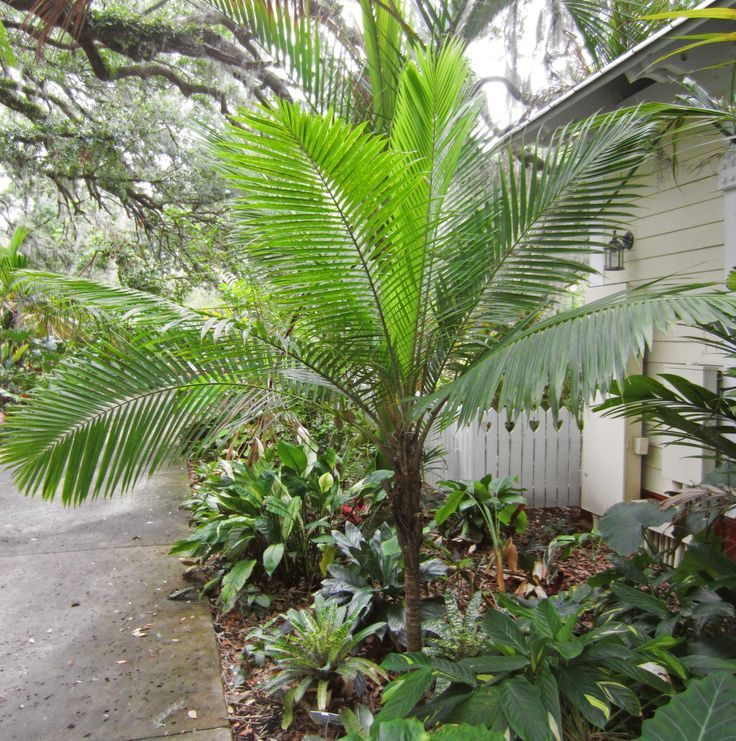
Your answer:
[0,465,231,741]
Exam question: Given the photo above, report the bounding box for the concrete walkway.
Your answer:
[0,465,231,741]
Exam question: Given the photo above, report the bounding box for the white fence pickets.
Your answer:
[425,409,582,508]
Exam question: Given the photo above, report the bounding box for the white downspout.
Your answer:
[720,143,736,283]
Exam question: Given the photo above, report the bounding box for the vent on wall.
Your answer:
[660,364,720,487]
[646,522,691,567]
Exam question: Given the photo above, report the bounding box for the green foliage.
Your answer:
[171,441,347,611]
[0,332,63,407]
[563,0,700,69]
[639,671,736,741]
[379,590,687,739]
[3,61,731,507]
[0,21,17,66]
[246,602,387,728]
[435,475,528,546]
[0,1,236,288]
[321,522,447,644]
[3,9,736,652]
[598,500,674,557]
[591,510,736,659]
[436,475,527,591]
[0,228,67,407]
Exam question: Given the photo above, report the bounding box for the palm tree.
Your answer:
[3,3,736,650]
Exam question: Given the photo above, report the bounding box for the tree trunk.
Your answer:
[390,433,424,652]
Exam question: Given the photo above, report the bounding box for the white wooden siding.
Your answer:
[425,409,582,508]
[586,136,726,497]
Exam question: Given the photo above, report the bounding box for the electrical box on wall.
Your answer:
[660,364,720,486]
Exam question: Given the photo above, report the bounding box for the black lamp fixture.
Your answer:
[604,230,635,271]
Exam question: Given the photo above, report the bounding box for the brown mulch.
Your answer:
[197,507,611,740]
[211,581,316,740]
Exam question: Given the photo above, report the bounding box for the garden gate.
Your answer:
[425,409,582,509]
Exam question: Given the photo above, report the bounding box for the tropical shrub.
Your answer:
[435,475,528,591]
[377,589,689,739]
[244,602,386,729]
[0,228,66,407]
[592,499,736,659]
[171,439,348,611]
[321,522,447,645]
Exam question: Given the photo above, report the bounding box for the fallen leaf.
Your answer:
[504,538,518,572]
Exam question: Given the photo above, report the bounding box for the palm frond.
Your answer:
[0,228,30,292]
[428,285,736,424]
[360,0,406,130]
[420,105,681,391]
[13,270,204,329]
[435,103,729,362]
[214,100,425,387]
[561,0,695,69]
[212,0,363,119]
[464,108,661,328]
[389,41,481,377]
[413,0,512,41]
[0,326,344,503]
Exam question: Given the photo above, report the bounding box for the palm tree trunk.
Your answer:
[390,433,424,652]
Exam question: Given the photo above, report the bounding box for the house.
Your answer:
[513,0,736,517]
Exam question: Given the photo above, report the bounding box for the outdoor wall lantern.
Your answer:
[604,230,635,271]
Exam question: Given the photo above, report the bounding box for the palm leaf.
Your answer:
[13,270,203,329]
[0,330,271,502]
[428,285,736,424]
[412,0,512,41]
[360,0,406,130]
[386,41,481,377]
[0,319,354,503]
[212,0,363,119]
[214,100,424,390]
[561,0,695,69]
[426,104,726,384]
[0,227,30,293]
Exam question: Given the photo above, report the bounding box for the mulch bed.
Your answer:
[198,506,611,740]
[212,582,315,740]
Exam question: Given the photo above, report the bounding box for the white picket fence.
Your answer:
[425,409,582,509]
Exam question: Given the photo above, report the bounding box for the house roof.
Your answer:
[511,0,736,141]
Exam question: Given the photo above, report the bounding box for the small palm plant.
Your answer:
[248,602,386,728]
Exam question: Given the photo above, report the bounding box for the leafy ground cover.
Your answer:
[169,441,736,740]
[196,487,607,739]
